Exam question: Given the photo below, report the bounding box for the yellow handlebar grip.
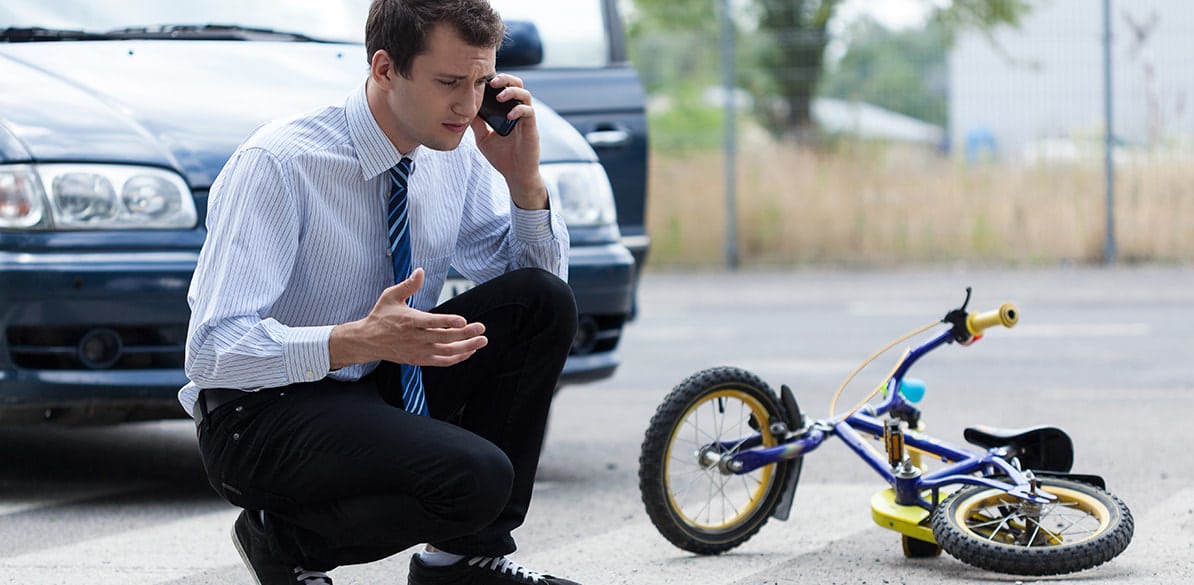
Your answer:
[966,302,1019,336]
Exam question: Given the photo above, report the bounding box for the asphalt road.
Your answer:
[1,266,1191,584]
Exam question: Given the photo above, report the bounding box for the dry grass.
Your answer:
[646,135,1194,268]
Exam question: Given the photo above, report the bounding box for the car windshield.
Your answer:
[1,0,373,42]
[2,0,609,67]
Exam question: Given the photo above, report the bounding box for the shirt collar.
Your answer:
[345,82,421,180]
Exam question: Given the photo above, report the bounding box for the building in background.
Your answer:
[949,0,1193,164]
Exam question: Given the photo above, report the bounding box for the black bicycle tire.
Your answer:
[931,477,1133,575]
[638,366,792,555]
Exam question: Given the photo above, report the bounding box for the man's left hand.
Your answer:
[470,74,548,211]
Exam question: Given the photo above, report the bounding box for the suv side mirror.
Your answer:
[498,20,543,68]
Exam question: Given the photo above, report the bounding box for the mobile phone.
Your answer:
[478,83,521,136]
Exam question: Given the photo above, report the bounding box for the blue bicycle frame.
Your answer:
[726,326,1056,509]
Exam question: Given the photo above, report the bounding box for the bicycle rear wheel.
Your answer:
[931,477,1133,575]
[638,367,792,554]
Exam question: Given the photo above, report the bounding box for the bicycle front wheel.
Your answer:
[931,477,1133,575]
[638,366,792,555]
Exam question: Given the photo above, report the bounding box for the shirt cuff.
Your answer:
[283,325,336,384]
[510,204,556,243]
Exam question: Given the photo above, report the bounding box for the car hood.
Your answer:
[0,40,594,189]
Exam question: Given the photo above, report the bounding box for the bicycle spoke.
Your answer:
[736,474,757,506]
[714,401,726,445]
[1026,517,1046,547]
[1027,517,1066,547]
[967,509,1019,543]
[1040,502,1095,541]
[688,409,715,446]
[710,473,739,517]
[961,494,1106,549]
[665,392,775,528]
[701,468,717,523]
[966,512,1006,532]
[670,466,710,512]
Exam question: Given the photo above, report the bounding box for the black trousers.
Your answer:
[195,268,577,571]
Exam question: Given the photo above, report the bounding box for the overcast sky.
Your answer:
[835,0,938,30]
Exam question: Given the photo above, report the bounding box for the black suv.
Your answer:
[0,0,648,424]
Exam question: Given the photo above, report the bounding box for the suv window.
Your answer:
[489,0,608,68]
[2,0,368,41]
[4,0,610,68]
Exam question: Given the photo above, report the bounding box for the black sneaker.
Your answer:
[231,510,333,585]
[408,554,580,585]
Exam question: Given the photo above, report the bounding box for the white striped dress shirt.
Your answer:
[178,84,569,416]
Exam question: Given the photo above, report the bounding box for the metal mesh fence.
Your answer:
[628,0,1194,267]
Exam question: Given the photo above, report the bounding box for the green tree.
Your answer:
[819,17,950,126]
[627,0,1030,140]
[749,0,841,137]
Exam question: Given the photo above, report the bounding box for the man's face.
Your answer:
[386,24,496,153]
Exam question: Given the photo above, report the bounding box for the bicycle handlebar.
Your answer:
[835,294,1017,419]
[966,302,1018,336]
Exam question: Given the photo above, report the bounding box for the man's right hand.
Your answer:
[329,268,488,370]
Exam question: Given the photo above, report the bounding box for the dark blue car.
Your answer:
[0,0,646,424]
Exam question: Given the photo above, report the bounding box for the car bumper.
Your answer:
[0,242,634,423]
[561,242,636,383]
[0,249,196,423]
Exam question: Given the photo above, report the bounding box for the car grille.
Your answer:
[6,325,187,370]
[7,314,620,370]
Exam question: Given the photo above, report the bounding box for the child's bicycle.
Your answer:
[637,288,1133,576]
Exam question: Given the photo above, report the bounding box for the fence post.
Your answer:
[1102,0,1116,265]
[721,0,739,270]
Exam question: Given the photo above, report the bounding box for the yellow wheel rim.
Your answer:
[952,484,1112,547]
[663,388,778,532]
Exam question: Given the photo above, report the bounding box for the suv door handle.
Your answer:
[585,128,632,149]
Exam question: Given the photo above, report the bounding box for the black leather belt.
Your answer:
[193,388,250,427]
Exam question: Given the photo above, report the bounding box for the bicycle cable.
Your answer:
[828,320,940,421]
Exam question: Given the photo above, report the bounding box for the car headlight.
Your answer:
[539,162,616,227]
[0,165,46,229]
[0,164,197,230]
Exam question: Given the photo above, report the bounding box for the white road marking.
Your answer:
[0,482,157,516]
[633,327,741,343]
[0,507,241,584]
[848,302,946,317]
[848,303,1151,338]
[1012,323,1151,337]
[515,483,879,585]
[723,358,862,376]
[1,483,1172,584]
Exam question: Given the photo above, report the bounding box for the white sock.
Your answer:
[418,549,466,567]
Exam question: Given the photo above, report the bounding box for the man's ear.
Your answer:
[370,50,395,89]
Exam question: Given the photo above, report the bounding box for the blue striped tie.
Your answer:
[387,158,427,416]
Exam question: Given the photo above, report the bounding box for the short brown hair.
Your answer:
[366,0,505,78]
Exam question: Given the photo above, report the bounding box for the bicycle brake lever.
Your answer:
[942,286,975,343]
